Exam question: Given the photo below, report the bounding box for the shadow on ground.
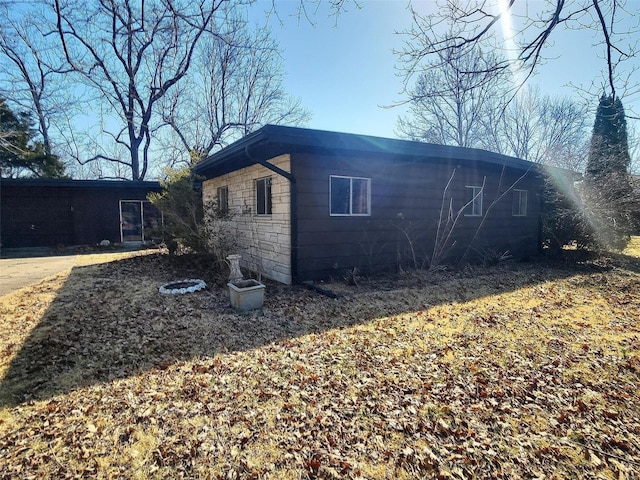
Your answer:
[1,250,637,408]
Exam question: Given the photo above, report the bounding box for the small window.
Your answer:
[256,177,272,215]
[217,186,229,216]
[513,189,528,216]
[465,186,483,216]
[330,175,371,216]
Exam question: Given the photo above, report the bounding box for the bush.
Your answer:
[542,169,639,253]
[579,171,636,250]
[541,171,593,251]
[148,168,237,262]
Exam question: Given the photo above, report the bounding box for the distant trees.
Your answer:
[397,0,640,166]
[160,8,310,167]
[397,43,590,171]
[482,88,590,171]
[0,1,315,180]
[399,0,638,103]
[0,97,66,178]
[397,44,502,148]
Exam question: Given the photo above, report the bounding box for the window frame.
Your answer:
[512,189,528,217]
[465,185,484,217]
[255,177,272,216]
[329,175,371,217]
[216,185,229,216]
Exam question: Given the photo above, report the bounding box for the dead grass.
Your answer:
[625,236,640,257]
[0,245,639,479]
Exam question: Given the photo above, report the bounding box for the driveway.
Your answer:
[0,254,79,297]
[0,246,152,297]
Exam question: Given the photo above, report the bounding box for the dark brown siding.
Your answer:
[291,152,542,281]
[0,180,161,248]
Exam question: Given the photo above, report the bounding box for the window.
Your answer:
[512,189,528,216]
[120,200,160,243]
[217,186,229,216]
[255,177,272,215]
[465,186,483,216]
[330,175,371,216]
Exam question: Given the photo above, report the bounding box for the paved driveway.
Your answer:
[0,255,79,297]
[0,246,152,297]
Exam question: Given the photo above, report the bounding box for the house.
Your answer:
[0,178,162,249]
[193,125,547,284]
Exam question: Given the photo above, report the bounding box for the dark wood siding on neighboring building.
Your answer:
[2,189,75,247]
[292,151,541,281]
[0,179,161,248]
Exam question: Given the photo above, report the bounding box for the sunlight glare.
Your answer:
[496,0,527,91]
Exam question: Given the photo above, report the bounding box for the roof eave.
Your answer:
[193,128,271,177]
[193,125,550,179]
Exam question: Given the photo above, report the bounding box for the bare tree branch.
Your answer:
[399,0,639,106]
[397,42,505,148]
[0,3,74,161]
[52,0,224,180]
[159,8,310,166]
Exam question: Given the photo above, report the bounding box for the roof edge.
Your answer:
[193,128,271,175]
[193,125,558,178]
[1,178,161,188]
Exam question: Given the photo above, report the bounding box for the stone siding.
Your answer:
[202,155,292,284]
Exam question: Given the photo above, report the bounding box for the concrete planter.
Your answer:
[227,279,265,312]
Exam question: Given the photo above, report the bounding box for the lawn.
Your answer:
[1,242,639,479]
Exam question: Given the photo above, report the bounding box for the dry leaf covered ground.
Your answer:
[1,242,639,479]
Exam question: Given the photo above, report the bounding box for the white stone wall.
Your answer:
[202,155,292,284]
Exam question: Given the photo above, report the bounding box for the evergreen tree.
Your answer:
[581,94,635,250]
[586,95,631,177]
[0,97,66,178]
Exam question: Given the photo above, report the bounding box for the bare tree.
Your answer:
[396,32,590,171]
[52,0,227,180]
[161,9,310,166]
[625,122,640,175]
[480,87,590,170]
[0,3,73,161]
[268,0,360,26]
[399,0,639,108]
[397,43,504,147]
[0,0,355,180]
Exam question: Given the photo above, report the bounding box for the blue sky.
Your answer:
[257,0,417,137]
[252,0,640,139]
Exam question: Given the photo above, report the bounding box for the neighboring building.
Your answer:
[0,178,161,249]
[194,125,547,284]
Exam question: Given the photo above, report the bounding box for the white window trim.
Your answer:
[329,175,371,217]
[513,189,528,217]
[465,185,483,217]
